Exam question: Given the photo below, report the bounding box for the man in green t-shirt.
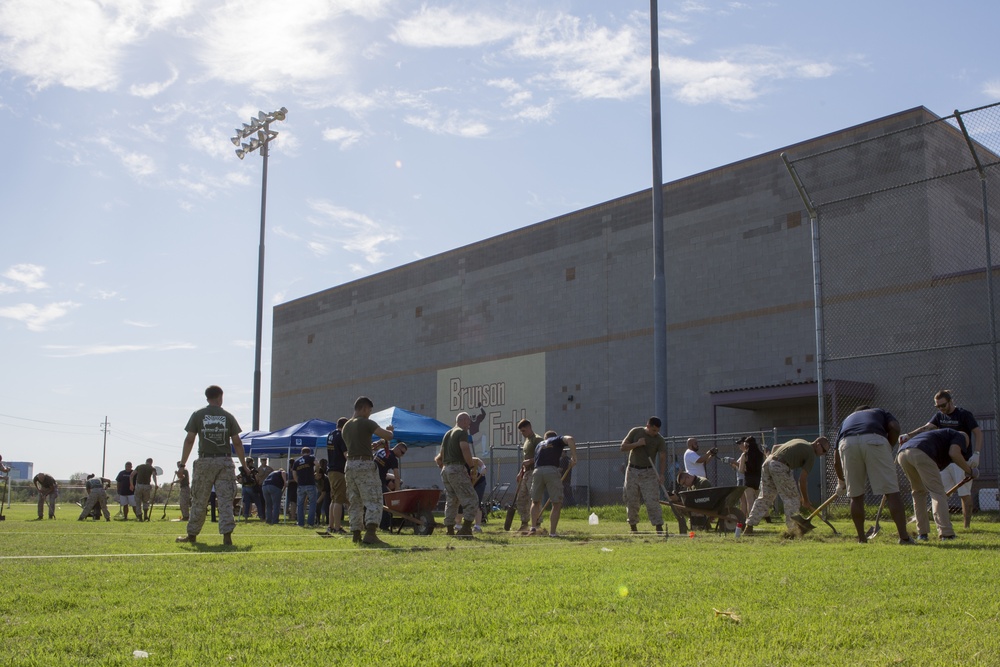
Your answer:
[130,458,158,522]
[342,396,395,545]
[435,412,479,537]
[514,418,543,533]
[744,437,828,535]
[175,385,248,547]
[620,417,667,534]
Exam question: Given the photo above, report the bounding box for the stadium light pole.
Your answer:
[231,107,287,431]
[650,1,668,425]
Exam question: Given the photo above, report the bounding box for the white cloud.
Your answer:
[0,301,78,331]
[129,64,179,98]
[404,111,490,138]
[0,0,193,91]
[3,264,48,291]
[197,0,352,94]
[96,136,156,178]
[983,81,1000,100]
[233,339,255,350]
[392,6,522,48]
[42,341,195,357]
[322,127,364,150]
[124,320,156,328]
[307,199,400,265]
[667,50,836,107]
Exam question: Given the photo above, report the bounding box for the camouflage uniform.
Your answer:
[345,459,382,532]
[188,456,238,537]
[622,426,666,527]
[746,439,817,531]
[442,464,479,525]
[79,478,111,521]
[515,431,542,526]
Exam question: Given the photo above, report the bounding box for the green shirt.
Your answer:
[185,405,241,458]
[342,417,379,459]
[440,426,469,465]
[133,463,155,485]
[522,433,543,462]
[771,439,816,473]
[624,426,666,468]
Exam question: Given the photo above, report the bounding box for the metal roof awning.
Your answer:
[710,379,875,411]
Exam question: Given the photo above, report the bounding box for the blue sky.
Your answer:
[1,0,997,480]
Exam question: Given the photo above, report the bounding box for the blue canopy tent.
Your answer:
[369,407,450,447]
[244,419,339,459]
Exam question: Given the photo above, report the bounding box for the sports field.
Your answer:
[1,502,998,666]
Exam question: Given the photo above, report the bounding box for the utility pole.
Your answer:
[100,417,110,478]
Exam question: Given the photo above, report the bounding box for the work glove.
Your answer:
[836,480,847,497]
[969,452,980,469]
[970,467,980,479]
[898,434,909,444]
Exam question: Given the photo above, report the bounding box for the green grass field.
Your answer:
[1,502,998,666]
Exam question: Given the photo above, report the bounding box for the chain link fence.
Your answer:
[782,102,1000,519]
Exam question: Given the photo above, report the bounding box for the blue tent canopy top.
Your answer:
[233,409,448,458]
[369,407,450,447]
[243,419,338,458]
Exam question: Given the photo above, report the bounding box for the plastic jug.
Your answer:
[588,512,599,525]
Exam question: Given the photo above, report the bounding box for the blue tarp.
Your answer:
[369,407,450,447]
[244,419,338,458]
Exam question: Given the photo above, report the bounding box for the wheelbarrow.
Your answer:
[382,489,441,535]
[660,485,746,533]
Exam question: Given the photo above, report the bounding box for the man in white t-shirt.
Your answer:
[683,437,716,478]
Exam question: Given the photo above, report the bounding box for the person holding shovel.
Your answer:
[514,419,543,533]
[743,437,827,537]
[529,431,576,537]
[620,417,667,535]
[896,428,974,541]
[833,406,912,545]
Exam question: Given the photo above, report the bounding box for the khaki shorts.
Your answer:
[839,434,899,496]
[530,466,563,504]
[328,471,347,504]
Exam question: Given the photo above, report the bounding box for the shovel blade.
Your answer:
[504,505,516,531]
[790,514,815,535]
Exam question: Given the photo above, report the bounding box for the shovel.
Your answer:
[504,473,524,531]
[946,475,973,496]
[865,495,887,539]
[792,493,840,535]
[790,491,839,535]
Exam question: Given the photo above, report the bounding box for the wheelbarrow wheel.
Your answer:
[413,509,436,536]
[722,508,746,531]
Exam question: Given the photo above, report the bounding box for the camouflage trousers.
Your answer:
[441,464,478,525]
[623,466,663,526]
[746,458,800,530]
[345,460,382,531]
[515,468,535,526]
[187,456,237,537]
[135,484,154,519]
[79,488,110,520]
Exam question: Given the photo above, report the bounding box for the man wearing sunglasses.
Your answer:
[899,390,982,529]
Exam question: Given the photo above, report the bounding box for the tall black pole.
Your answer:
[253,139,268,431]
[650,0,668,424]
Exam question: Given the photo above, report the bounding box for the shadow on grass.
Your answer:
[177,543,254,554]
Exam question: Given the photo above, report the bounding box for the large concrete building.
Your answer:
[270,106,999,499]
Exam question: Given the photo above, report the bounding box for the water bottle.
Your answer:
[735,523,743,539]
[588,512,599,525]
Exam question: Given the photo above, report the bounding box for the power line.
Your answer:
[0,412,94,428]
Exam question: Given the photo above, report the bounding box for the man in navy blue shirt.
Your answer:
[899,390,983,529]
[834,406,911,544]
[529,431,576,537]
[897,428,975,540]
[374,441,407,492]
[292,447,317,527]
